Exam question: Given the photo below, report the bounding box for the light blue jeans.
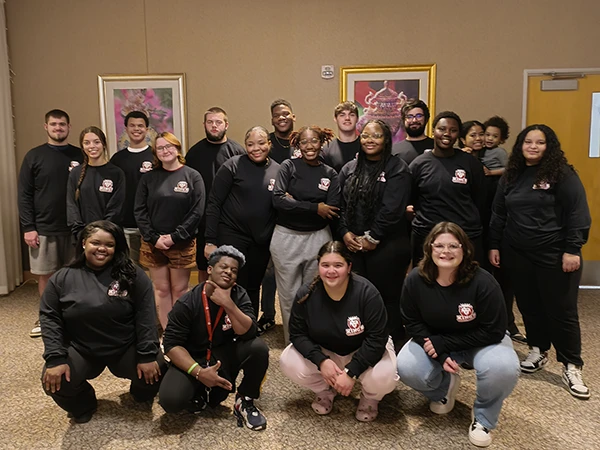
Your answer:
[396,334,520,429]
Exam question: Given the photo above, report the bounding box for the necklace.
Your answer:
[273,133,290,149]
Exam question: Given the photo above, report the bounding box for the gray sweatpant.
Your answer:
[269,225,332,344]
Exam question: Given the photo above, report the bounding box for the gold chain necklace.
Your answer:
[273,133,290,149]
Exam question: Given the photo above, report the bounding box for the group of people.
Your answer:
[18,98,591,447]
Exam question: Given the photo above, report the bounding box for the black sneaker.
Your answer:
[233,394,267,431]
[256,315,275,335]
[69,408,97,424]
[186,393,207,414]
[510,332,528,345]
[520,346,548,373]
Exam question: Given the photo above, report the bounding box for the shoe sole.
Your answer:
[29,331,42,338]
[520,358,548,373]
[562,374,591,400]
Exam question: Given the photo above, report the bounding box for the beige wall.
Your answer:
[7,0,600,164]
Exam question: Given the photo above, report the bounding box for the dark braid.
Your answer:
[345,119,392,229]
[77,126,108,201]
[289,125,335,149]
[75,158,88,202]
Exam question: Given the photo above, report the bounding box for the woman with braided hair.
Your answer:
[280,241,397,422]
[338,119,412,342]
[67,126,125,239]
[270,125,340,344]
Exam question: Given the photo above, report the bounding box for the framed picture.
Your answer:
[340,64,436,143]
[98,74,187,155]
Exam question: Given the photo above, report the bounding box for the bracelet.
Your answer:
[363,231,380,245]
[187,362,199,375]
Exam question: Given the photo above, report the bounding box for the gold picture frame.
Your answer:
[340,64,436,142]
[98,74,187,155]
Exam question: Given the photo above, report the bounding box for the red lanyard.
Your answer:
[202,285,224,365]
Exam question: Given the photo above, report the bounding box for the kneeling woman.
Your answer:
[280,241,398,422]
[40,220,166,423]
[396,222,519,448]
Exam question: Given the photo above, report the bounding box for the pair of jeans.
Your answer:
[396,334,519,429]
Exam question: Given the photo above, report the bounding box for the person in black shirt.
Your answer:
[134,132,205,332]
[392,99,434,165]
[158,245,268,431]
[271,125,341,343]
[489,124,591,399]
[320,101,361,172]
[40,221,166,424]
[397,222,519,448]
[110,111,154,265]
[185,107,245,278]
[67,127,125,239]
[409,111,486,266]
[204,126,280,315]
[339,119,412,342]
[18,109,83,338]
[268,99,298,163]
[280,241,397,422]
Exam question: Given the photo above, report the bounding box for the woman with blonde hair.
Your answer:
[135,132,205,331]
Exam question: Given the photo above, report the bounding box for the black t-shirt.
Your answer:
[289,274,388,378]
[273,159,340,231]
[268,132,301,164]
[110,146,154,228]
[18,143,84,235]
[205,155,281,245]
[392,137,434,165]
[320,138,360,172]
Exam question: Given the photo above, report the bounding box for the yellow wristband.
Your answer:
[187,362,199,375]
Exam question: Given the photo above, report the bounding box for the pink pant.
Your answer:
[280,338,398,401]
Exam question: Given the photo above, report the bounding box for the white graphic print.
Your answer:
[345,316,365,336]
[452,169,468,184]
[456,303,477,322]
[174,181,190,193]
[318,178,331,191]
[99,179,114,193]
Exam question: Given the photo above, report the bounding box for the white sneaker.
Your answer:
[562,363,590,399]
[29,320,42,338]
[469,417,492,447]
[430,373,460,414]
[520,346,548,373]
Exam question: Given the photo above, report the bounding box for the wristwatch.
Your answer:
[344,367,357,379]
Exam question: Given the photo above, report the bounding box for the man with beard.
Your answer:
[321,101,361,172]
[268,99,298,163]
[110,111,154,265]
[158,245,269,431]
[18,109,84,337]
[186,107,245,280]
[392,99,434,165]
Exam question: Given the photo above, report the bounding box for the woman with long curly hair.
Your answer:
[338,119,412,341]
[40,220,166,423]
[397,222,519,448]
[270,125,340,343]
[489,124,591,399]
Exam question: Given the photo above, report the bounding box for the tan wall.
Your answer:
[7,0,600,164]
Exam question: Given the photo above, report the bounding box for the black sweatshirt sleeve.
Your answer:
[171,171,206,243]
[17,154,36,232]
[488,176,507,250]
[337,164,351,237]
[557,171,591,254]
[400,274,437,347]
[133,268,160,363]
[272,161,318,214]
[470,157,487,226]
[134,177,160,245]
[162,291,195,354]
[324,169,341,208]
[204,162,235,244]
[103,167,126,225]
[66,168,84,237]
[370,159,412,241]
[40,272,69,367]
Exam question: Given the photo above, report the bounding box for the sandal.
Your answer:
[355,394,379,422]
[311,388,335,415]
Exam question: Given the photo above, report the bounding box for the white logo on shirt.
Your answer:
[140,161,153,173]
[107,281,128,297]
[222,314,232,331]
[532,181,551,190]
[69,161,80,172]
[99,179,114,193]
[345,316,365,336]
[268,179,275,191]
[318,178,331,191]
[377,171,387,182]
[456,303,477,322]
[292,148,302,159]
[174,181,189,193]
[452,169,468,184]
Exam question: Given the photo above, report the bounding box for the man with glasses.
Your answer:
[110,111,154,265]
[392,99,434,165]
[186,107,245,281]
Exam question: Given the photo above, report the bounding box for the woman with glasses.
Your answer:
[134,132,205,332]
[409,111,486,266]
[270,125,340,343]
[397,222,519,448]
[338,119,412,342]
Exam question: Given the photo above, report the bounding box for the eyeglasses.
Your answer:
[299,137,320,146]
[406,113,425,121]
[360,133,384,140]
[431,242,462,252]
[156,144,176,152]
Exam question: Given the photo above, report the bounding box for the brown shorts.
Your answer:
[139,238,197,269]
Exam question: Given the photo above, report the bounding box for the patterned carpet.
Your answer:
[1,281,599,449]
